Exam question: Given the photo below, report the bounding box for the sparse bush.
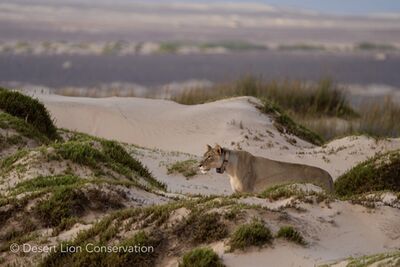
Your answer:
[0,88,58,139]
[167,159,198,178]
[0,149,29,171]
[261,100,324,145]
[34,187,87,227]
[54,140,165,190]
[276,226,306,245]
[174,211,228,244]
[179,247,225,267]
[229,219,272,251]
[56,141,105,168]
[342,251,400,267]
[0,112,49,144]
[335,150,400,197]
[12,175,81,194]
[100,140,165,189]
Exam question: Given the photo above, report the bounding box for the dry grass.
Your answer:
[172,76,354,118]
[172,76,400,141]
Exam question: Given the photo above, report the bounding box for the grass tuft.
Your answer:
[0,112,49,144]
[100,140,165,189]
[174,211,228,244]
[276,226,307,245]
[0,88,58,139]
[179,247,225,267]
[167,159,198,178]
[12,175,82,195]
[34,187,87,227]
[261,100,324,145]
[228,219,273,251]
[56,141,105,168]
[334,150,400,197]
[53,140,166,190]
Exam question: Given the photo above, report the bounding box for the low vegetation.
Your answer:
[179,247,225,267]
[34,187,87,227]
[12,175,82,195]
[276,226,307,245]
[172,76,355,118]
[356,42,397,51]
[228,219,273,251]
[0,112,49,144]
[258,184,329,204]
[174,211,228,244]
[172,76,400,142]
[261,100,324,145]
[53,139,166,190]
[0,88,58,139]
[327,251,400,267]
[335,150,400,197]
[167,159,198,178]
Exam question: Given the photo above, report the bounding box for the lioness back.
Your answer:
[252,155,334,193]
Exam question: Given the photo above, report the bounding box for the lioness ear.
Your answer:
[206,144,212,151]
[215,144,222,155]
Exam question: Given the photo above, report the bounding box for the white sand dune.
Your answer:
[40,95,400,180]
[40,95,302,155]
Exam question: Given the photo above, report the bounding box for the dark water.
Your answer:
[1,51,400,88]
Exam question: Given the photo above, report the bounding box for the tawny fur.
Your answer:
[199,145,334,193]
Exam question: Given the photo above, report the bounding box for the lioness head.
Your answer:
[199,144,223,174]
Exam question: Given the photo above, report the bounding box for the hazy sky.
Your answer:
[183,0,400,15]
[5,0,400,15]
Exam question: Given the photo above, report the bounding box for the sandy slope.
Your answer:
[40,95,306,154]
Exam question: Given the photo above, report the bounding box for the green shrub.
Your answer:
[229,219,272,251]
[0,88,58,139]
[261,100,324,145]
[34,187,87,227]
[174,211,228,244]
[100,140,165,189]
[12,175,81,194]
[0,149,29,171]
[276,226,306,245]
[335,150,400,197]
[56,141,105,168]
[167,159,198,178]
[179,247,225,267]
[0,112,49,143]
[53,140,166,190]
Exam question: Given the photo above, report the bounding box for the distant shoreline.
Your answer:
[1,51,400,88]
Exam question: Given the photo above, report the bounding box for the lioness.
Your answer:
[199,144,333,193]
